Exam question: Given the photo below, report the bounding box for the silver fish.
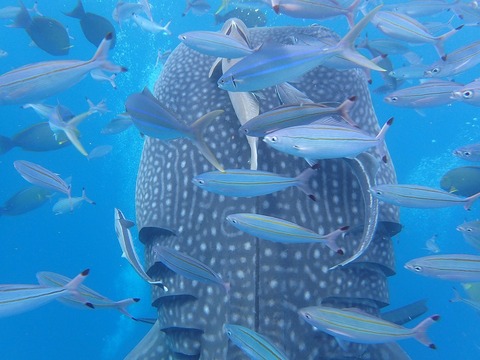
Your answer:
[87,144,113,160]
[457,220,480,250]
[52,188,95,215]
[114,208,168,291]
[384,80,463,108]
[0,269,91,317]
[454,143,480,162]
[36,271,140,320]
[179,30,254,58]
[226,213,347,254]
[0,33,125,105]
[405,254,480,282]
[131,23,400,359]
[224,324,289,360]
[370,184,480,210]
[217,6,385,92]
[13,160,71,200]
[132,14,171,35]
[299,305,439,349]
[451,79,480,106]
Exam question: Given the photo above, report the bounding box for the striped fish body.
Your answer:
[0,33,122,105]
[154,246,229,293]
[239,99,354,137]
[0,269,89,317]
[179,31,253,58]
[299,306,438,346]
[226,213,344,253]
[225,324,289,360]
[192,168,313,199]
[384,80,463,108]
[405,254,480,282]
[370,184,480,210]
[13,160,70,198]
[264,122,383,160]
[424,41,480,78]
[0,284,69,317]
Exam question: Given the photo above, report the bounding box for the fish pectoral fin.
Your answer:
[335,337,350,351]
[64,129,88,157]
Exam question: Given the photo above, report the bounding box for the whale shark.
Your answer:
[129,20,407,360]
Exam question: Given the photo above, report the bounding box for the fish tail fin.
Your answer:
[412,314,440,349]
[81,187,96,205]
[91,33,127,73]
[163,21,172,36]
[295,167,317,201]
[0,134,14,155]
[449,287,462,303]
[345,0,362,28]
[337,96,357,127]
[191,110,225,172]
[64,0,86,19]
[114,297,140,318]
[11,1,31,29]
[336,5,386,72]
[435,25,463,57]
[64,269,94,309]
[464,191,480,210]
[322,226,349,255]
[375,117,393,141]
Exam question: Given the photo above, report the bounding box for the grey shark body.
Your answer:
[132,23,405,359]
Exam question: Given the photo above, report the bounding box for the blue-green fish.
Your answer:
[0,32,124,105]
[153,246,230,293]
[299,305,440,349]
[125,87,224,171]
[405,254,480,282]
[239,97,356,137]
[0,186,52,217]
[179,30,254,58]
[192,168,316,200]
[0,269,92,317]
[224,324,289,360]
[264,118,393,161]
[370,184,480,210]
[440,166,480,197]
[217,6,385,92]
[226,213,347,254]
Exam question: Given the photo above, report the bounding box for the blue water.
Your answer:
[1,0,480,359]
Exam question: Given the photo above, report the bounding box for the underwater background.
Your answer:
[0,0,479,359]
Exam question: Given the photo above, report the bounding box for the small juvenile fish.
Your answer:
[405,254,480,282]
[52,188,95,215]
[36,271,139,320]
[125,87,224,171]
[239,97,357,137]
[450,287,480,312]
[370,184,480,210]
[226,213,347,254]
[87,145,113,160]
[101,114,133,135]
[192,167,317,201]
[224,324,289,360]
[179,31,254,58]
[298,305,439,349]
[263,118,393,161]
[384,80,463,108]
[457,220,480,250]
[424,234,440,253]
[453,143,480,162]
[182,0,211,16]
[14,160,71,201]
[114,208,168,291]
[153,246,230,293]
[0,269,91,317]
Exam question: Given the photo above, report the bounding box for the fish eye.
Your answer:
[196,179,205,185]
[270,136,278,142]
[390,96,398,102]
[226,330,232,336]
[467,227,473,232]
[180,35,187,40]
[304,312,312,320]
[242,128,249,134]
[375,190,382,195]
[463,90,474,99]
[293,145,300,149]
[463,151,471,157]
[431,67,440,74]
[414,265,422,272]
[231,219,237,224]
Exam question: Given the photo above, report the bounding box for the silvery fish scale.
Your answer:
[135,25,401,359]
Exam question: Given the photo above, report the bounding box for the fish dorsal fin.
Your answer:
[120,218,135,229]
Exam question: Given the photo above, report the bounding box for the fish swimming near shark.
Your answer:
[130,19,402,360]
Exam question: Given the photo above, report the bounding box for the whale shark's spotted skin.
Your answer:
[133,25,404,360]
